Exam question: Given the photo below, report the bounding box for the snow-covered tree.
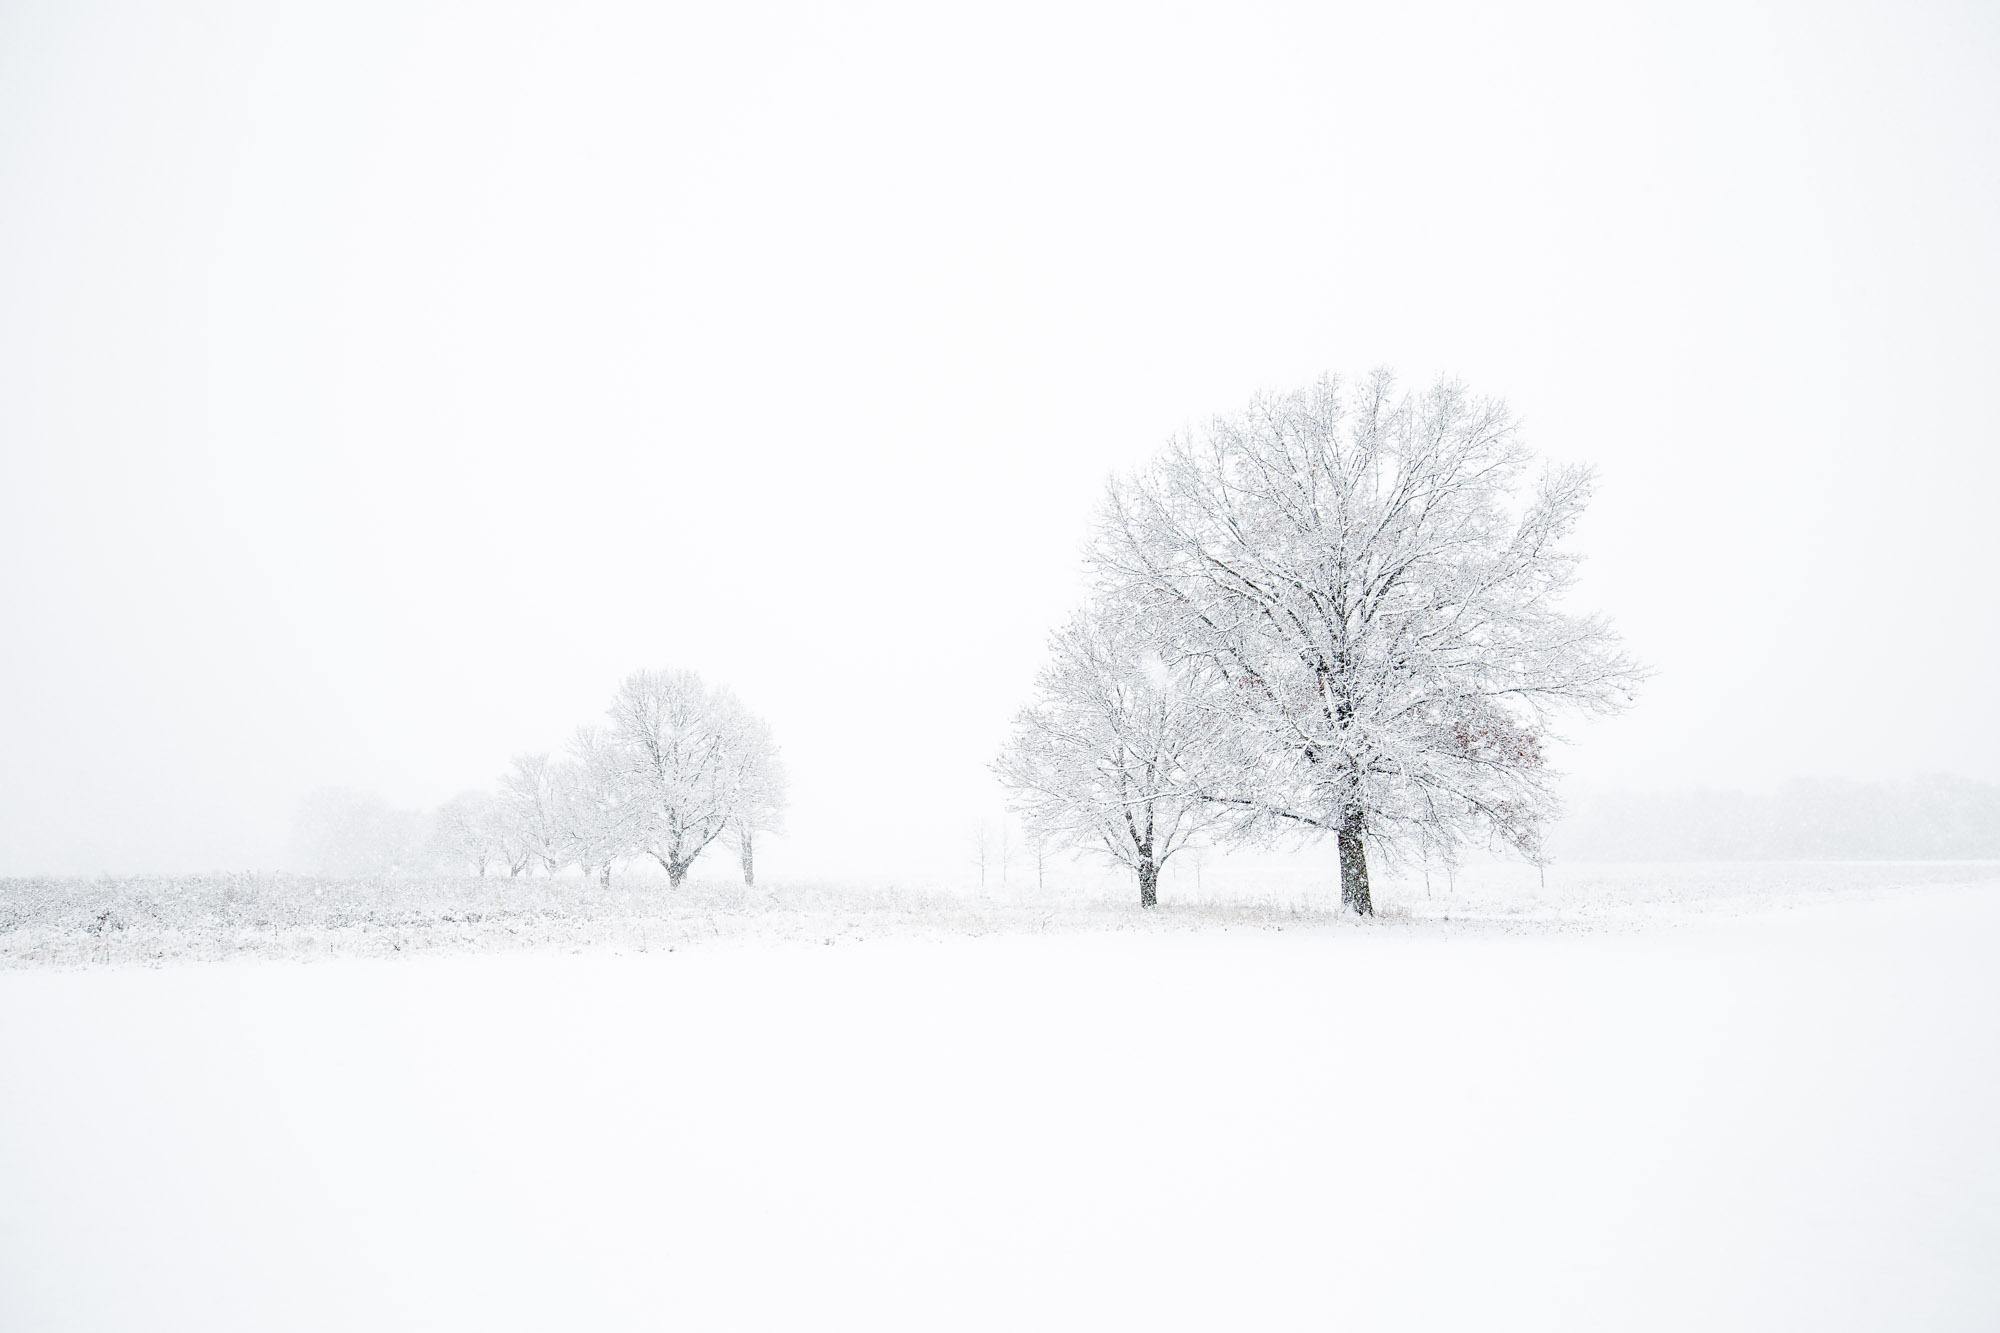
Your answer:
[605,668,743,888]
[494,821,535,877]
[995,599,1238,907]
[970,818,994,890]
[292,789,434,876]
[562,725,639,886]
[1024,825,1051,892]
[434,669,782,891]
[432,790,506,875]
[499,752,570,877]
[717,705,787,887]
[1094,370,1643,913]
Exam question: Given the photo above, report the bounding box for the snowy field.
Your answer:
[2,866,1997,1330]
[7,859,2000,965]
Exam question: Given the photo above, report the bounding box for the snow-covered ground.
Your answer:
[7,859,1999,965]
[2,869,1997,1330]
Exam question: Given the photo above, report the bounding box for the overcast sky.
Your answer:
[2,0,1995,878]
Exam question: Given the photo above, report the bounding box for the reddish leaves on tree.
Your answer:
[1449,711,1543,768]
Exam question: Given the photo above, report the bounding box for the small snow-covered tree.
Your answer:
[495,820,534,877]
[717,704,787,887]
[499,752,570,877]
[1025,824,1051,892]
[995,599,1237,907]
[432,790,506,875]
[970,818,993,890]
[293,789,435,876]
[1095,370,1643,914]
[563,725,639,886]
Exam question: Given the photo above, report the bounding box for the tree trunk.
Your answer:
[740,830,755,886]
[1138,858,1158,909]
[667,860,687,889]
[599,863,612,888]
[1338,807,1373,916]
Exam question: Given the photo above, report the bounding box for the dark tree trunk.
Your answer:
[1138,858,1158,909]
[654,851,689,889]
[1338,807,1373,916]
[740,831,755,887]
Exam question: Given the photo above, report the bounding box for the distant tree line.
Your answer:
[1556,776,2000,862]
[296,668,786,886]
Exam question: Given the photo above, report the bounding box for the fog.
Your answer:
[3,0,1996,879]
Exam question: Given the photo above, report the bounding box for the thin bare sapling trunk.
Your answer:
[739,826,755,886]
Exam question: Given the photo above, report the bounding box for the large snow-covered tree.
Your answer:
[995,599,1237,907]
[1094,370,1642,914]
[606,668,745,888]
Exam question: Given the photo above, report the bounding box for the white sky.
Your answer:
[3,0,1996,877]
